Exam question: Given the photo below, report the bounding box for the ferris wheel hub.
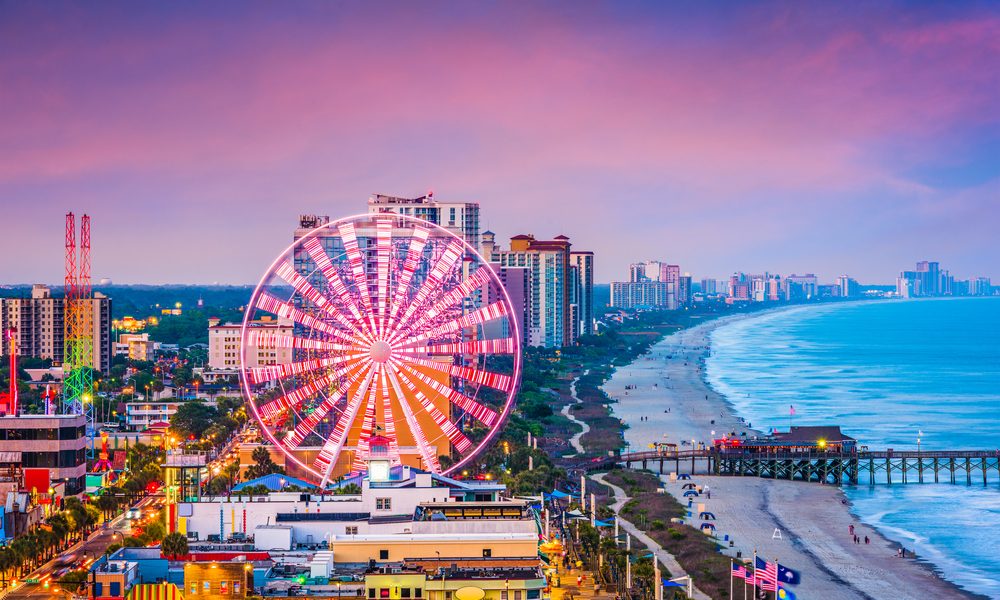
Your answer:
[369,340,393,364]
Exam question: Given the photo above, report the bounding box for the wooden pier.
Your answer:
[578,449,1000,486]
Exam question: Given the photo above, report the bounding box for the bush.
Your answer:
[667,528,685,540]
[651,519,666,530]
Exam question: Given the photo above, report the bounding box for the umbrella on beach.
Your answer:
[699,512,716,520]
[682,483,697,489]
[683,490,699,497]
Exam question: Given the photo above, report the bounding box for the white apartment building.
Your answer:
[208,317,293,370]
[124,400,183,431]
[367,192,481,250]
[483,233,573,348]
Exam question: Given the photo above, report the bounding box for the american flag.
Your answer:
[755,557,778,590]
[731,563,748,579]
[789,404,795,415]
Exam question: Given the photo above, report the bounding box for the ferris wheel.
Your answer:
[240,213,521,486]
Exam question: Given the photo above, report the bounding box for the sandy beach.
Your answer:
[601,309,979,600]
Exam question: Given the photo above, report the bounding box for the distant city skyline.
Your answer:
[1,2,997,284]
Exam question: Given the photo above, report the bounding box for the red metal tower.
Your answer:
[80,214,93,370]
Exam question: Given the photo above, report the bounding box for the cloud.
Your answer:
[0,2,997,283]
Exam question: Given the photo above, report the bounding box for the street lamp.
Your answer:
[917,430,923,454]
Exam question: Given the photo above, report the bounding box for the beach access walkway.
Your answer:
[591,473,711,600]
[561,371,590,457]
[548,554,617,600]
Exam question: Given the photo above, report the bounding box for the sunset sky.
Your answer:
[1,1,997,284]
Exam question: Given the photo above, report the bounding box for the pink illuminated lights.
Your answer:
[240,213,522,486]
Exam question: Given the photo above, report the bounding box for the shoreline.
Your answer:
[601,304,981,600]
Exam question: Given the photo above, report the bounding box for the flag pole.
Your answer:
[729,559,734,600]
[753,549,758,599]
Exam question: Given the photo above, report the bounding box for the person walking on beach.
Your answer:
[849,524,855,536]
[864,536,870,545]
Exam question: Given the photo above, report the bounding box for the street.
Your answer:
[3,495,161,600]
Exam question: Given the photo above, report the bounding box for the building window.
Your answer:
[414,589,422,598]
[369,589,376,599]
[346,526,358,535]
[514,592,522,600]
[401,589,411,599]
[376,497,391,510]
[380,589,390,599]
[527,592,540,600]
[482,548,492,558]
[190,583,198,595]
[501,592,508,600]
[379,549,389,560]
[204,582,211,593]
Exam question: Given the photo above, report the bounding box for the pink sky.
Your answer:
[0,2,997,284]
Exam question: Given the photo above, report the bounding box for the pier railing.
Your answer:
[580,449,1000,486]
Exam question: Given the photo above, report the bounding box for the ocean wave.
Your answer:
[707,298,1000,597]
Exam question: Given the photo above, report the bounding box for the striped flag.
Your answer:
[789,405,795,416]
[755,556,778,590]
[732,562,748,579]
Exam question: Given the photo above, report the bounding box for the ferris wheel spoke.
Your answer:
[245,329,356,353]
[378,365,402,464]
[351,365,383,473]
[391,363,473,454]
[384,226,429,334]
[255,292,357,344]
[285,360,371,448]
[274,262,374,343]
[316,363,378,487]
[397,338,517,356]
[388,241,463,339]
[384,366,440,472]
[398,355,514,393]
[389,267,493,345]
[246,353,366,386]
[337,222,379,335]
[256,359,363,425]
[375,220,392,333]
[303,237,372,335]
[395,361,499,428]
[396,300,509,349]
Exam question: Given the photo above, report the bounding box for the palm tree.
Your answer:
[160,532,188,560]
[48,512,70,547]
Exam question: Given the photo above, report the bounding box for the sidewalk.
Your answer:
[590,473,711,600]
[548,554,617,600]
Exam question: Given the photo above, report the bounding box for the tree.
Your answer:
[144,521,166,543]
[169,401,217,439]
[207,475,232,496]
[245,446,283,479]
[161,532,189,559]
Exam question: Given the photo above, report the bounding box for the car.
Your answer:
[55,553,77,566]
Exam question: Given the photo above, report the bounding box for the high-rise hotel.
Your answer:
[482,232,594,348]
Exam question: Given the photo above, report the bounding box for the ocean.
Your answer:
[706,297,1000,598]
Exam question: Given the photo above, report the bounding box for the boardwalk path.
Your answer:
[591,473,712,600]
[561,371,590,457]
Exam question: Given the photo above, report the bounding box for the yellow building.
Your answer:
[365,565,546,600]
[183,562,251,600]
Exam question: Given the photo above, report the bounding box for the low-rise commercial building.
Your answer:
[0,414,86,495]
